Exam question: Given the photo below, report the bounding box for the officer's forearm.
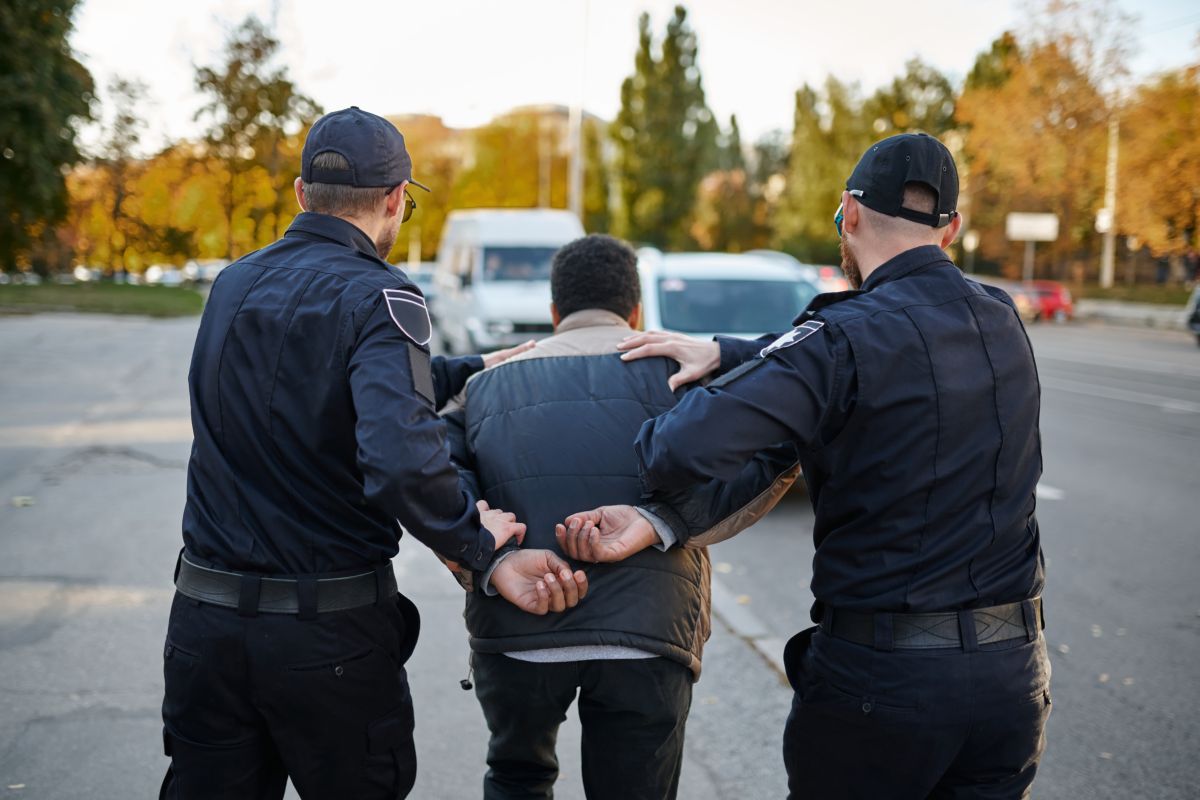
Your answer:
[430,354,485,410]
[715,335,768,375]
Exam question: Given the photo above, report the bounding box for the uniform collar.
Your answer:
[556,309,632,334]
[285,212,382,262]
[860,245,951,292]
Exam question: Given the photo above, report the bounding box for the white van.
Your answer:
[637,249,821,340]
[433,209,585,353]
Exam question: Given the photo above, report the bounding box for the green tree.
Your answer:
[194,16,320,259]
[863,58,956,137]
[582,116,611,233]
[611,6,717,248]
[774,78,871,262]
[965,31,1021,92]
[0,0,94,272]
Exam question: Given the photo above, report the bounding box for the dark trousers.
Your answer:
[160,591,420,799]
[782,627,1052,800]
[472,652,693,800]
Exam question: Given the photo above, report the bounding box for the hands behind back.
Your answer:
[555,505,660,563]
[491,549,589,615]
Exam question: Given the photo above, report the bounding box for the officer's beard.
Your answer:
[840,238,863,290]
[375,218,401,260]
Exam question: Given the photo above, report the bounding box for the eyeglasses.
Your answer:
[390,185,417,223]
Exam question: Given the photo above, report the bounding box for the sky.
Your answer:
[70,0,1200,153]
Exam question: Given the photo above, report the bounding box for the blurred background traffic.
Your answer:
[2,0,1199,340]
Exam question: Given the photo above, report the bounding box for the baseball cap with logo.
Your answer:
[846,133,958,227]
[301,106,430,192]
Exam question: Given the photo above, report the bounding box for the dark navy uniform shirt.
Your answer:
[637,245,1045,619]
[183,212,495,575]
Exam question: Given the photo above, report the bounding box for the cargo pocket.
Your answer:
[367,704,417,799]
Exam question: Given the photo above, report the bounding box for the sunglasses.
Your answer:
[390,185,417,223]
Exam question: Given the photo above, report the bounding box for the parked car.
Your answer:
[1023,280,1074,322]
[638,249,821,340]
[747,249,851,293]
[433,209,585,353]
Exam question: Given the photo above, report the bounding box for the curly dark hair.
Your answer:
[550,234,641,320]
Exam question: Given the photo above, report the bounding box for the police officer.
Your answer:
[161,106,588,799]
[562,134,1051,798]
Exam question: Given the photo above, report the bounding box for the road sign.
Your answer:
[1006,213,1059,242]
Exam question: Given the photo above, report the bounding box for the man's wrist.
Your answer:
[480,549,518,596]
[635,507,676,551]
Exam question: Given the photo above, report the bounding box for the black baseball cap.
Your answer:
[846,133,958,227]
[301,106,430,192]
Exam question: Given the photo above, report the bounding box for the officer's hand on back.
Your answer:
[617,331,720,391]
[478,499,526,549]
[481,339,537,370]
[490,549,589,615]
[556,505,659,563]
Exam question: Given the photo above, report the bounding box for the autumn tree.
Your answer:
[194,16,320,259]
[1118,63,1200,257]
[863,58,956,138]
[0,0,94,272]
[611,6,718,248]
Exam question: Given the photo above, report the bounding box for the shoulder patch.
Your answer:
[382,288,431,346]
[759,320,825,358]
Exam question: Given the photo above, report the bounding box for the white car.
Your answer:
[747,249,850,293]
[433,209,585,353]
[638,250,821,341]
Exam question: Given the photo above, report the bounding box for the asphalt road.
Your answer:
[0,313,1196,799]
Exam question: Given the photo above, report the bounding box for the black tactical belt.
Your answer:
[822,598,1043,651]
[175,553,397,618]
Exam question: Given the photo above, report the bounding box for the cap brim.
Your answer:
[408,178,431,193]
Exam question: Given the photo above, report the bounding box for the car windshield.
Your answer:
[657,278,819,335]
[481,247,558,282]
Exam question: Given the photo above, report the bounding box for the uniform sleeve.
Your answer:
[636,326,846,492]
[714,333,775,375]
[639,442,801,549]
[348,296,495,570]
[431,355,485,410]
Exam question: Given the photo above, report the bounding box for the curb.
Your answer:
[709,576,790,686]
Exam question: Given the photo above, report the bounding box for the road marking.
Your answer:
[1040,377,1200,415]
[1036,484,1065,500]
[0,417,194,447]
[1035,352,1200,380]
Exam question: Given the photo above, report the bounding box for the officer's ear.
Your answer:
[842,191,861,237]
[938,213,963,250]
[383,181,408,220]
[294,178,309,212]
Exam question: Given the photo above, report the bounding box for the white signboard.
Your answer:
[1006,213,1059,242]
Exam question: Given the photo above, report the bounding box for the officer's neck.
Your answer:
[854,238,943,285]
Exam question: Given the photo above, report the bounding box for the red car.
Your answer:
[1023,281,1074,322]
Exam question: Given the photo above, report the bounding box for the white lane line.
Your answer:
[1040,376,1200,415]
[709,576,789,685]
[1036,484,1065,501]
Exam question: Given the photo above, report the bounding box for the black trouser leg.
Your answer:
[576,658,693,800]
[162,592,420,800]
[161,594,288,800]
[781,628,1051,800]
[473,653,579,800]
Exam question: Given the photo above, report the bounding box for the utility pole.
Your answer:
[1099,115,1119,288]
[567,0,590,221]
